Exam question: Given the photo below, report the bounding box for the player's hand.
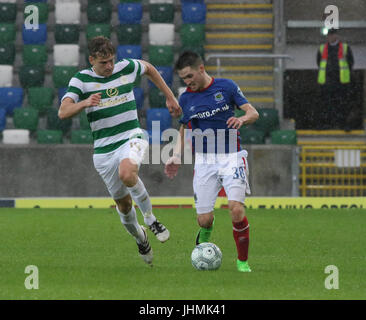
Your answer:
[84,92,102,107]
[166,96,182,118]
[164,156,181,179]
[226,117,244,129]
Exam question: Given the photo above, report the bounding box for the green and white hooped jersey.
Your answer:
[62,59,145,154]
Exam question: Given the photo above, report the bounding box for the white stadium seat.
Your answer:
[0,65,13,87]
[148,23,175,45]
[149,0,173,3]
[2,129,30,144]
[55,0,80,24]
[53,44,80,66]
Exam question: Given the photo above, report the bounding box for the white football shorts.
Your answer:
[93,136,148,200]
[193,149,251,214]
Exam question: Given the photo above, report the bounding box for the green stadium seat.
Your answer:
[37,129,63,144]
[27,87,54,115]
[86,24,111,41]
[116,24,142,44]
[0,2,17,23]
[149,87,166,108]
[24,2,48,24]
[13,107,39,131]
[54,24,80,44]
[0,42,15,64]
[119,0,142,2]
[239,128,266,144]
[254,108,280,136]
[150,3,174,23]
[79,110,90,130]
[235,108,246,118]
[53,66,78,88]
[180,24,205,47]
[19,65,45,88]
[87,2,111,23]
[22,45,47,66]
[46,108,72,134]
[0,23,16,43]
[71,130,93,144]
[148,45,174,66]
[270,130,297,145]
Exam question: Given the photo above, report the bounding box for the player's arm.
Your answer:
[139,60,182,117]
[164,124,185,179]
[227,103,259,129]
[58,93,101,119]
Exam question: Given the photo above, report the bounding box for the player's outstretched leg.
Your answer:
[127,177,170,243]
[229,201,251,272]
[117,206,153,266]
[196,214,215,245]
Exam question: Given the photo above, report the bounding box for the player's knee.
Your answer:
[229,202,245,222]
[197,214,214,228]
[119,164,138,187]
[115,196,132,213]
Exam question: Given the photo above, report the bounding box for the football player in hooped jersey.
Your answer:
[59,36,182,266]
[165,51,259,272]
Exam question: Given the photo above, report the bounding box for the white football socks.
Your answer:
[127,178,156,226]
[117,206,145,244]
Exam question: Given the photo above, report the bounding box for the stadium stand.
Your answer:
[22,44,47,66]
[13,107,39,131]
[0,42,15,64]
[116,44,142,60]
[0,65,13,87]
[0,87,23,116]
[55,0,80,24]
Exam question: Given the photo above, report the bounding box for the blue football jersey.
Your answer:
[179,78,249,153]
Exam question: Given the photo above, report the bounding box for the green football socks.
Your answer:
[197,216,215,244]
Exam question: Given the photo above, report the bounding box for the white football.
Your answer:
[191,242,222,271]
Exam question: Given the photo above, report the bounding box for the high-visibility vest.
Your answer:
[317,42,350,84]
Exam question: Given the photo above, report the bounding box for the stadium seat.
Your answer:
[58,87,68,105]
[86,24,111,41]
[181,2,206,24]
[133,87,144,109]
[0,2,17,22]
[22,44,47,66]
[270,130,297,145]
[27,87,54,115]
[239,128,266,144]
[0,65,13,87]
[54,24,80,44]
[24,0,47,2]
[71,130,93,144]
[55,0,80,24]
[53,44,79,66]
[148,45,174,66]
[0,108,6,132]
[19,65,45,88]
[0,87,23,116]
[87,2,111,23]
[24,2,48,23]
[254,108,280,135]
[146,108,171,133]
[117,45,142,60]
[119,0,142,2]
[149,23,174,45]
[116,24,142,44]
[37,129,63,144]
[149,87,166,108]
[52,66,78,88]
[46,108,72,134]
[0,23,16,43]
[180,23,205,47]
[0,43,15,64]
[118,3,142,24]
[148,66,173,88]
[22,23,47,44]
[149,3,174,23]
[79,110,90,130]
[13,107,39,131]
[2,129,30,144]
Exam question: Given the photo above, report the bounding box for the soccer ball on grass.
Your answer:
[191,242,222,271]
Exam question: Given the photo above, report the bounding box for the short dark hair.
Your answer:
[88,36,115,59]
[175,51,203,71]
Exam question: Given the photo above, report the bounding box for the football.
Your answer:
[191,242,222,271]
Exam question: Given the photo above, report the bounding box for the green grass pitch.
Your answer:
[0,208,365,300]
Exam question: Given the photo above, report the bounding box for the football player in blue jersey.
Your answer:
[165,51,259,272]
